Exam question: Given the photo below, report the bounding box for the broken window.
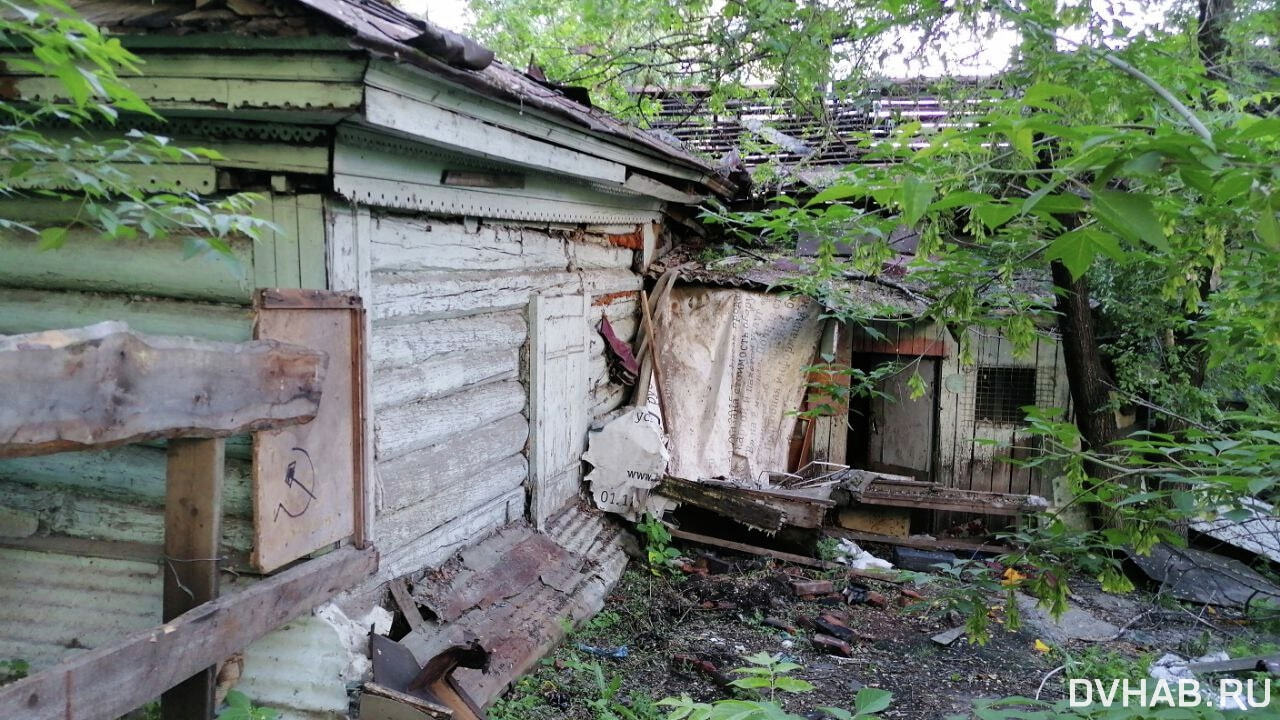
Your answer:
[974,366,1037,424]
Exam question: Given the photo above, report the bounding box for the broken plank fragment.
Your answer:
[827,527,1009,554]
[0,322,325,458]
[362,683,453,720]
[390,578,426,634]
[657,477,785,532]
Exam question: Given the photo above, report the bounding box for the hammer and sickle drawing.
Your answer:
[274,446,317,521]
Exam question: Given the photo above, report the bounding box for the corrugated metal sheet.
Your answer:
[0,547,161,670]
[238,616,355,720]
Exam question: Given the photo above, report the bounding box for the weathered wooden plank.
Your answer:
[162,438,224,720]
[364,86,627,185]
[0,289,253,341]
[253,194,279,289]
[376,454,527,552]
[375,380,525,462]
[11,76,363,113]
[0,545,377,720]
[373,347,518,410]
[365,63,708,184]
[0,480,252,549]
[371,311,527,371]
[325,201,360,293]
[656,478,786,532]
[0,52,366,82]
[811,322,852,465]
[297,194,328,289]
[373,488,524,585]
[0,445,252,517]
[378,414,528,513]
[373,267,639,325]
[367,218,634,274]
[528,291,590,529]
[0,323,324,457]
[0,230,253,303]
[272,193,302,288]
[370,219,568,273]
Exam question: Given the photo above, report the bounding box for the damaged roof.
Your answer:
[70,0,718,177]
[647,245,930,317]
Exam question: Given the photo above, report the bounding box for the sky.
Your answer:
[399,0,1173,79]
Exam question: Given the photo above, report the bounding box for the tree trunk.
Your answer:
[1198,0,1234,80]
[1051,259,1119,527]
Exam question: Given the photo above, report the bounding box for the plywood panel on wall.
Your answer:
[252,289,365,572]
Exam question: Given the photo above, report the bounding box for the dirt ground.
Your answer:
[487,540,1280,720]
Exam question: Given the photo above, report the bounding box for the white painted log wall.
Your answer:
[360,212,641,578]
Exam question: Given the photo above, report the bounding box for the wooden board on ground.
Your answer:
[252,289,365,572]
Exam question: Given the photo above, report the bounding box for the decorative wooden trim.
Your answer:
[0,545,378,720]
[255,288,363,310]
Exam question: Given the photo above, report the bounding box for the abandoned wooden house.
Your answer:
[0,1,729,717]
[629,86,1074,538]
[640,244,1068,541]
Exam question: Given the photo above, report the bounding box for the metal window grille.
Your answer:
[974,366,1038,424]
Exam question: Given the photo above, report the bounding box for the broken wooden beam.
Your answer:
[827,527,1010,554]
[658,478,786,532]
[0,322,326,458]
[0,545,377,720]
[389,577,427,634]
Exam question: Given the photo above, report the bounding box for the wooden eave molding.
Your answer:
[363,61,718,193]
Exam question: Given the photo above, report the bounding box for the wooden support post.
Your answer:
[162,438,225,720]
[639,289,674,437]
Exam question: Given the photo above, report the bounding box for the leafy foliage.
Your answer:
[0,0,269,262]
[636,512,682,575]
[474,0,1280,648]
[216,691,278,720]
[659,652,891,720]
[0,658,28,686]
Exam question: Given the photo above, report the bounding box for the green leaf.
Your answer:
[1044,228,1123,279]
[1256,208,1279,248]
[854,688,893,715]
[974,203,1019,230]
[37,226,69,250]
[805,184,861,206]
[1011,126,1036,161]
[907,371,926,400]
[900,175,934,226]
[1090,189,1168,251]
[773,676,814,693]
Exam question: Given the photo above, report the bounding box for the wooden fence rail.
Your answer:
[0,321,367,720]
